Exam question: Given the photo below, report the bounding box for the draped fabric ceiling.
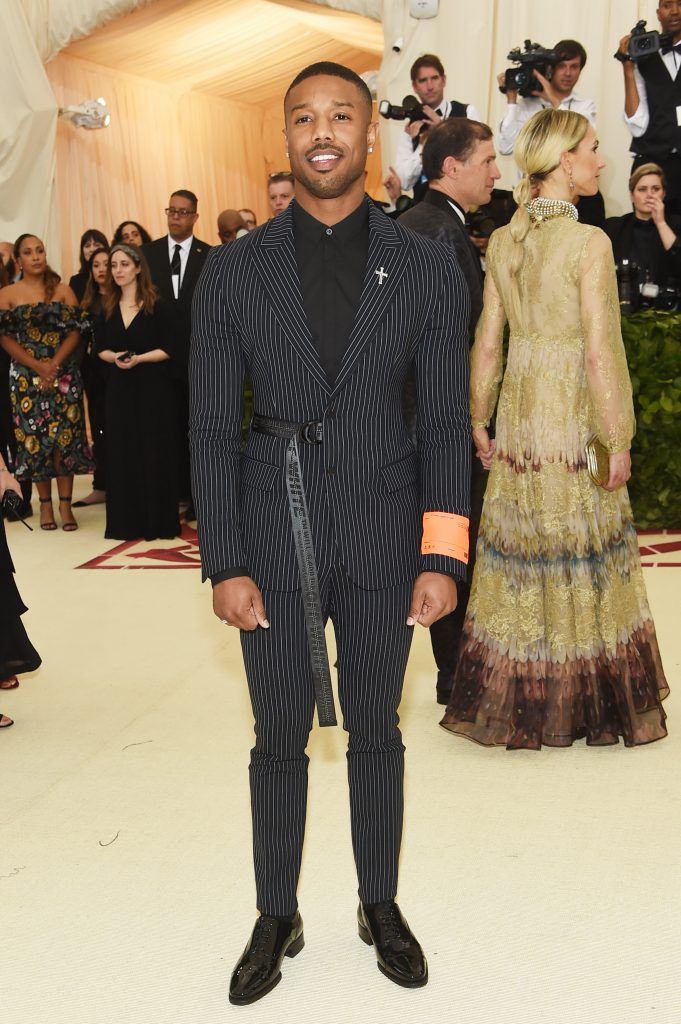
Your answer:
[2,0,383,274]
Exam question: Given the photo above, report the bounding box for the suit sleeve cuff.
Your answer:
[210,567,249,587]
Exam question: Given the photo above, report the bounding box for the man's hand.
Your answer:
[421,104,443,125]
[407,572,457,628]
[405,118,426,140]
[605,450,631,491]
[531,69,561,107]
[498,71,518,104]
[383,166,402,204]
[618,34,632,59]
[213,576,270,631]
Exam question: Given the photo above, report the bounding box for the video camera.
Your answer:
[615,20,673,63]
[500,40,558,98]
[379,94,427,123]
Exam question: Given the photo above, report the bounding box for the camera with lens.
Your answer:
[500,40,558,98]
[615,20,673,63]
[616,259,681,314]
[379,94,427,123]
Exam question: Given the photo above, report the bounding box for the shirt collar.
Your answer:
[292,197,369,244]
[167,234,193,253]
[446,198,466,224]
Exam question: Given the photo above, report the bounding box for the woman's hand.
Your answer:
[114,352,138,370]
[604,450,631,491]
[0,469,22,501]
[648,194,667,226]
[35,360,56,390]
[473,426,496,471]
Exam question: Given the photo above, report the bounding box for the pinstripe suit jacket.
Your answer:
[189,198,471,592]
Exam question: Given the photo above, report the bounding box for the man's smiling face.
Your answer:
[284,74,376,201]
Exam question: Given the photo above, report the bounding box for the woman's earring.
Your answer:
[368,145,374,153]
[568,168,575,191]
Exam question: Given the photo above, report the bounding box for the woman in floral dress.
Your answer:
[0,235,93,531]
[441,110,668,749]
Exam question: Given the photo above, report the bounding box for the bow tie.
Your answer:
[661,40,681,55]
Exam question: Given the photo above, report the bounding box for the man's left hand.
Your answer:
[407,572,457,627]
[531,70,561,107]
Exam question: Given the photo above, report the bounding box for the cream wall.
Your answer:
[378,0,663,215]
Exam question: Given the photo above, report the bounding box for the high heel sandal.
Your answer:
[0,676,19,690]
[0,714,14,728]
[39,496,57,531]
[58,496,78,532]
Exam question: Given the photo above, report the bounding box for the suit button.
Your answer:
[326,466,336,476]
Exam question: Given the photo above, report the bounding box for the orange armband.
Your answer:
[421,512,469,563]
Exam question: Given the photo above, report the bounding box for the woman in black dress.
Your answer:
[74,248,110,509]
[97,243,179,540]
[0,455,41,728]
[605,163,681,305]
[68,229,109,303]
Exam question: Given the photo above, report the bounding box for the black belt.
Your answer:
[250,413,337,727]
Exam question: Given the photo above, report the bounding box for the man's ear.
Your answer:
[367,120,379,152]
[441,155,459,179]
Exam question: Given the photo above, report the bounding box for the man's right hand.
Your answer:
[213,576,270,631]
[618,34,633,65]
[498,71,518,103]
[405,118,426,139]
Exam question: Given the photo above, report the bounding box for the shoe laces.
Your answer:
[250,916,277,960]
[377,904,409,947]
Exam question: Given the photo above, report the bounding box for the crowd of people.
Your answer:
[1,9,677,738]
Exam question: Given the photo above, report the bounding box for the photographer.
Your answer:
[618,1,681,216]
[399,119,500,704]
[605,163,681,307]
[497,40,602,225]
[395,54,480,202]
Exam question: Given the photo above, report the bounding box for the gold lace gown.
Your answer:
[441,204,669,749]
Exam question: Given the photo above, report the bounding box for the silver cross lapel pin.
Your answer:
[375,266,388,285]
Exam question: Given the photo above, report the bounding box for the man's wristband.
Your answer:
[614,51,631,63]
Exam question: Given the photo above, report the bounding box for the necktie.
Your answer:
[436,107,443,117]
[170,243,181,279]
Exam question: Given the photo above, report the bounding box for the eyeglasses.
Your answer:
[165,207,196,217]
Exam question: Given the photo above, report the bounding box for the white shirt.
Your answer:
[446,199,466,224]
[623,50,681,145]
[497,93,597,156]
[395,100,482,191]
[166,234,193,299]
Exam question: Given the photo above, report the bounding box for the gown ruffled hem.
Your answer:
[440,618,668,750]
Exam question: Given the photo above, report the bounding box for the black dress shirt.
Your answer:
[292,197,369,384]
[210,198,370,588]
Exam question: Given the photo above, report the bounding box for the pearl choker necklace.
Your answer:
[527,197,578,223]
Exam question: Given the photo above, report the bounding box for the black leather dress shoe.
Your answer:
[229,912,304,1005]
[436,671,455,706]
[358,900,428,988]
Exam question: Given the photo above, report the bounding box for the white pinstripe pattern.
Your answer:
[189,198,471,915]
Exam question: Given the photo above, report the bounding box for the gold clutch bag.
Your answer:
[585,435,609,487]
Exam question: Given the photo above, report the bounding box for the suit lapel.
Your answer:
[180,239,208,300]
[252,208,330,393]
[331,202,408,396]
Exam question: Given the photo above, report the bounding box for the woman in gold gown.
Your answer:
[441,109,668,749]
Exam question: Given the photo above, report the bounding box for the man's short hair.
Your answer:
[422,119,493,181]
[268,171,295,187]
[629,161,666,192]
[170,189,198,210]
[553,39,587,68]
[410,54,445,82]
[285,62,372,115]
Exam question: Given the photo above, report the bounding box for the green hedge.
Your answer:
[621,310,681,529]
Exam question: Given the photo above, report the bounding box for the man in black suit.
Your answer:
[400,118,500,705]
[190,62,471,1004]
[143,189,209,516]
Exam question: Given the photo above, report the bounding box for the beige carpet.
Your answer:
[2,479,679,1024]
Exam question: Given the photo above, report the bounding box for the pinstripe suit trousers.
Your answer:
[240,565,413,917]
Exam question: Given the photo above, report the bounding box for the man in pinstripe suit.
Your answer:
[190,62,471,1005]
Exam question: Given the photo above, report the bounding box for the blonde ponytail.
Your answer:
[505,108,589,324]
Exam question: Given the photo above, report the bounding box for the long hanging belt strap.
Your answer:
[250,414,337,727]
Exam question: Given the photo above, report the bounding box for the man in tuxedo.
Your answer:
[400,118,500,705]
[190,62,471,1004]
[143,190,209,517]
